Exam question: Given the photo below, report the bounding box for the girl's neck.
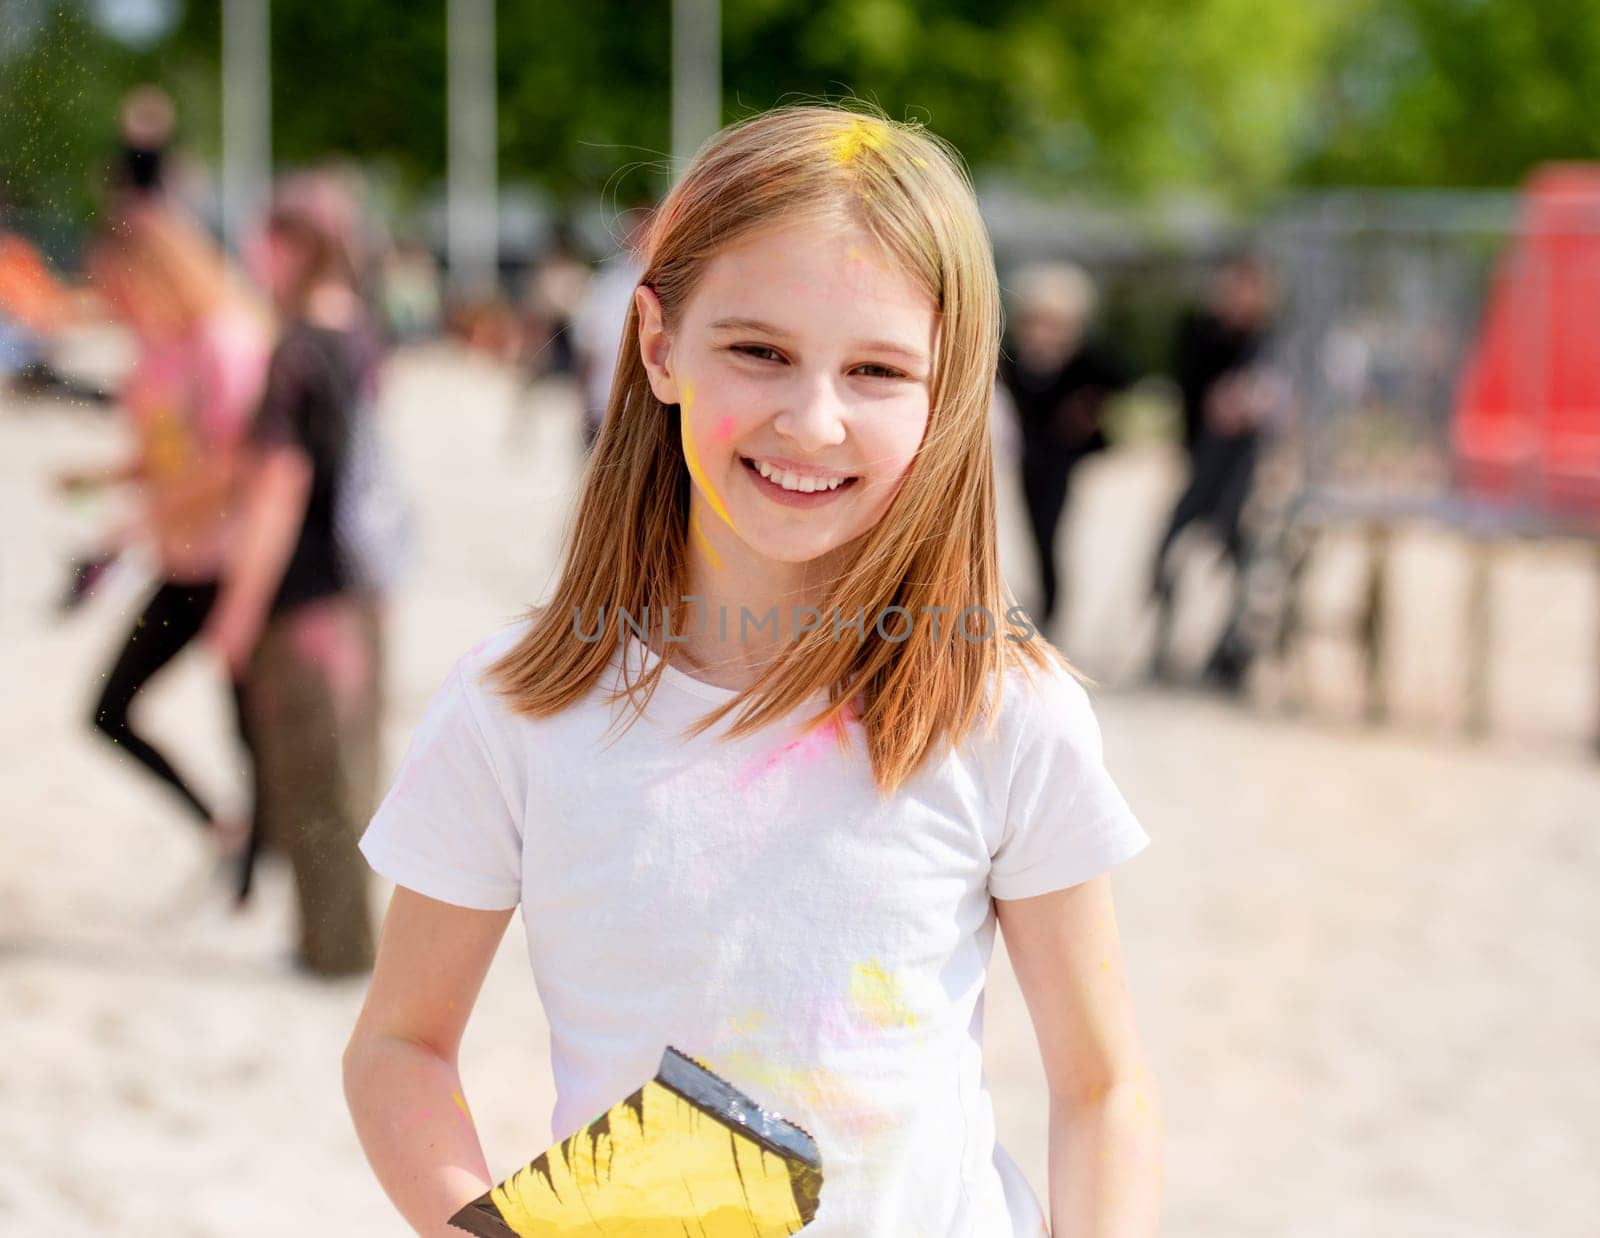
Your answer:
[658,527,851,692]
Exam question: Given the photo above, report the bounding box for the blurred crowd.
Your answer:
[1,85,1287,981]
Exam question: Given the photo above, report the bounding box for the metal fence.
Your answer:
[1263,182,1600,536]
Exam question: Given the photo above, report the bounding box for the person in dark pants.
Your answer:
[999,262,1133,634]
[89,582,252,824]
[205,192,384,977]
[62,205,271,856]
[1148,254,1276,689]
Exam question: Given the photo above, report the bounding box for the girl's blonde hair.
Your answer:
[491,103,1070,795]
[89,203,266,339]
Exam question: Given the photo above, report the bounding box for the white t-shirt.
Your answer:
[359,622,1150,1236]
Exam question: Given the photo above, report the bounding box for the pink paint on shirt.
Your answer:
[732,712,849,792]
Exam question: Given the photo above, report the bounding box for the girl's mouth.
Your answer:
[740,457,859,507]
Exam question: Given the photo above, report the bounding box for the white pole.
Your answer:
[671,0,720,174]
[221,0,270,253]
[447,0,498,298]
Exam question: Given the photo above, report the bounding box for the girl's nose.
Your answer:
[773,374,848,451]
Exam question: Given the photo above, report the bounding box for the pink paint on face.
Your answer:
[658,218,937,570]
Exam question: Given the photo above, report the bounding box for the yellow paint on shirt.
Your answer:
[727,1009,770,1036]
[849,960,918,1031]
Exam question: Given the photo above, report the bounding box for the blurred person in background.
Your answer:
[204,186,393,975]
[998,261,1134,636]
[0,179,108,405]
[377,238,442,343]
[519,220,588,381]
[59,204,272,860]
[1148,251,1278,689]
[507,222,589,446]
[570,203,651,452]
[110,84,176,203]
[0,228,107,405]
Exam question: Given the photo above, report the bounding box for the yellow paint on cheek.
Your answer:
[849,959,918,1031]
[679,380,736,533]
[451,1091,471,1121]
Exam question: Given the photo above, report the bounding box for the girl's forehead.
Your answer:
[705,216,888,270]
[688,219,935,326]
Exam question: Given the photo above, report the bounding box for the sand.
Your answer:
[2,343,1596,1236]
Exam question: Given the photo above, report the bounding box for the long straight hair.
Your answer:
[88,204,250,339]
[490,104,1071,796]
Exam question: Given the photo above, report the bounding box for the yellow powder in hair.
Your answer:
[827,117,890,165]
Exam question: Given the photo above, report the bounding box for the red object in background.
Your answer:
[1453,164,1600,513]
[0,232,73,333]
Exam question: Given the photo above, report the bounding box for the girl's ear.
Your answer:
[635,284,681,406]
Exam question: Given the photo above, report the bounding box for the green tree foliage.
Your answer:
[0,3,212,247]
[1300,0,1600,186]
[5,0,1599,237]
[721,0,1349,203]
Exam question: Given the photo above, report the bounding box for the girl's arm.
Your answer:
[202,443,311,676]
[344,887,516,1238]
[996,874,1164,1237]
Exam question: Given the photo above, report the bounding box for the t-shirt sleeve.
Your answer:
[358,661,524,910]
[989,664,1150,900]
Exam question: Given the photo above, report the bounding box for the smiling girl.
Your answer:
[344,105,1161,1237]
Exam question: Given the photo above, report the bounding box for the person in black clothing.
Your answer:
[205,194,383,976]
[1148,254,1276,688]
[999,262,1134,634]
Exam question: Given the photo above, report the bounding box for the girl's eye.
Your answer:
[733,344,784,363]
[855,363,905,380]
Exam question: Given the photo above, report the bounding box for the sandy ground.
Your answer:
[2,343,1597,1236]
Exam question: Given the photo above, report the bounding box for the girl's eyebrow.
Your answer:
[707,316,928,363]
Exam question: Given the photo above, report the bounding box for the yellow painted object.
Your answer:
[450,1047,823,1237]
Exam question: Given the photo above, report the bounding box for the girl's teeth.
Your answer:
[754,460,847,492]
